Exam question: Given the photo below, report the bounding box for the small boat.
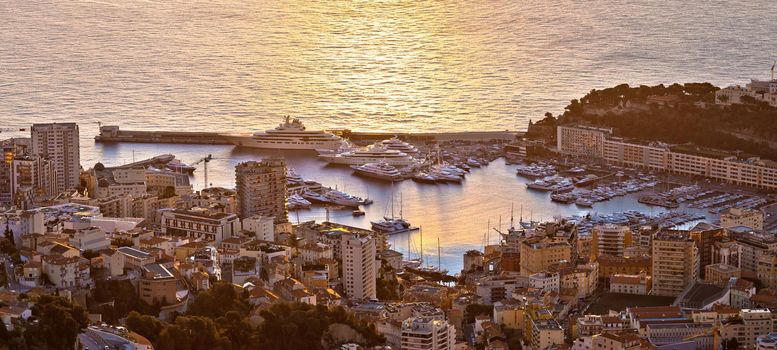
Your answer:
[167,158,196,174]
[575,198,594,207]
[352,209,366,217]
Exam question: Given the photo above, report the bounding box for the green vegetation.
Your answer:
[464,304,494,324]
[559,83,777,160]
[89,279,159,323]
[125,282,384,350]
[0,295,89,350]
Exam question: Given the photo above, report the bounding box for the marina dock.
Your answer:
[94,125,523,145]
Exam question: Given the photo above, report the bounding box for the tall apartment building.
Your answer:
[530,318,564,350]
[689,224,726,279]
[590,224,633,260]
[731,230,777,275]
[31,123,80,193]
[557,125,777,190]
[721,207,764,231]
[651,230,699,297]
[341,232,376,300]
[401,316,456,350]
[1,138,32,203]
[235,159,287,223]
[519,238,571,276]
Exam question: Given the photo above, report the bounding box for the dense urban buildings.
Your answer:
[651,230,700,297]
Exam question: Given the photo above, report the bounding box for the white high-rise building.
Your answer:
[401,316,456,350]
[341,232,376,300]
[31,123,80,193]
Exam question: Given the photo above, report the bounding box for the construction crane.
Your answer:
[0,128,27,133]
[191,154,214,189]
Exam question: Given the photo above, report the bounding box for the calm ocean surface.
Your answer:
[1,0,771,272]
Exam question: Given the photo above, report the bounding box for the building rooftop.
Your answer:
[142,263,174,280]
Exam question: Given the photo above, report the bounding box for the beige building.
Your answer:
[520,238,571,276]
[241,215,275,242]
[757,252,777,290]
[590,330,642,350]
[160,208,240,244]
[651,230,699,297]
[610,272,651,295]
[85,166,147,199]
[31,123,80,193]
[715,79,777,108]
[704,263,741,283]
[139,263,178,306]
[10,154,56,201]
[401,316,456,350]
[530,318,564,350]
[590,224,633,260]
[341,232,376,300]
[720,309,774,349]
[235,159,287,223]
[300,242,333,265]
[42,255,89,289]
[721,207,764,231]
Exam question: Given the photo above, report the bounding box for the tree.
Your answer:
[464,304,494,324]
[23,295,89,349]
[157,316,228,350]
[187,282,249,319]
[126,311,164,343]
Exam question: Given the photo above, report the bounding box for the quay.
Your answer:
[94,125,523,145]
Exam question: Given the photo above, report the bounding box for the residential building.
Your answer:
[556,125,777,190]
[139,263,178,306]
[610,271,651,295]
[721,207,764,231]
[235,159,287,223]
[731,229,777,276]
[10,154,56,201]
[98,248,125,277]
[520,238,571,276]
[31,123,80,193]
[529,272,559,293]
[590,224,633,260]
[591,330,642,350]
[704,263,741,283]
[758,252,777,290]
[689,224,726,279]
[117,246,155,270]
[530,318,564,350]
[715,79,777,108]
[341,232,376,300]
[67,226,110,252]
[651,230,699,297]
[300,242,333,264]
[401,316,456,350]
[241,215,275,241]
[160,208,240,244]
[84,165,147,199]
[42,255,89,289]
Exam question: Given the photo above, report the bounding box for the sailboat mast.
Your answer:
[420,227,424,267]
[510,202,515,229]
[437,237,441,271]
[400,193,403,219]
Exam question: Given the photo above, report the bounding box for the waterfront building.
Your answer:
[609,271,651,295]
[519,238,571,276]
[715,79,777,108]
[341,232,376,300]
[401,316,456,350]
[160,208,240,244]
[235,158,287,223]
[651,230,699,297]
[31,123,80,193]
[590,224,633,260]
[720,207,764,231]
[556,125,777,190]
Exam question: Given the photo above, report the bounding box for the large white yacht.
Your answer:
[236,116,343,150]
[318,144,416,166]
[378,137,419,155]
[351,162,404,182]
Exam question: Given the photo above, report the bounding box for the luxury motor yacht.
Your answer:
[237,116,343,150]
[318,144,416,166]
[350,162,404,182]
[378,137,419,155]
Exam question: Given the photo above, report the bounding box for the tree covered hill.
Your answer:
[558,83,777,160]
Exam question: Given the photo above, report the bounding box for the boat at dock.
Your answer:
[318,144,416,166]
[378,137,419,155]
[323,190,364,207]
[350,162,404,182]
[288,194,312,209]
[166,158,196,174]
[238,116,343,150]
